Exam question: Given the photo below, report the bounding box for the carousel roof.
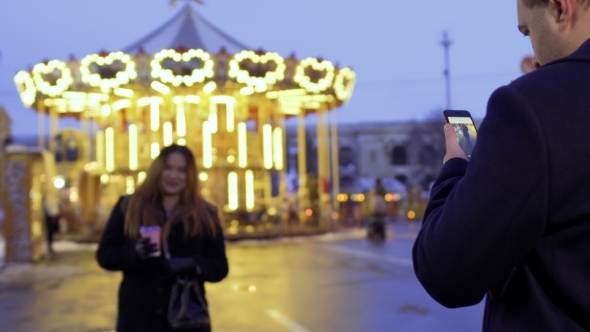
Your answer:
[123,4,249,55]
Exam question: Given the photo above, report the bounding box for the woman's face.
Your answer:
[159,152,188,196]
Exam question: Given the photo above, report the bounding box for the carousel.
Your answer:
[13,3,356,234]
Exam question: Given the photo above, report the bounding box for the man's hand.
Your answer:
[443,124,468,164]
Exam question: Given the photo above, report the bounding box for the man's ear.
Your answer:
[550,0,575,30]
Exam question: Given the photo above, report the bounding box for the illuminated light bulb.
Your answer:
[228,172,238,211]
[96,131,105,169]
[185,95,200,104]
[163,122,173,146]
[138,171,147,184]
[199,172,208,181]
[176,103,186,137]
[203,81,217,94]
[151,142,160,159]
[273,127,283,170]
[227,155,235,163]
[202,122,212,168]
[126,176,135,194]
[246,170,255,211]
[177,138,186,146]
[238,122,248,168]
[128,124,138,170]
[263,124,273,169]
[114,88,134,98]
[112,99,131,111]
[100,174,109,184]
[151,81,170,94]
[240,87,254,96]
[101,104,112,117]
[105,127,115,172]
[150,100,160,131]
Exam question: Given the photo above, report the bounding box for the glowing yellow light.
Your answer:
[224,98,235,133]
[177,138,186,145]
[245,170,254,211]
[100,174,109,184]
[151,49,214,86]
[228,172,238,211]
[14,71,36,107]
[199,172,208,181]
[227,155,235,163]
[334,67,356,101]
[105,127,115,172]
[112,99,131,111]
[294,58,335,93]
[240,86,254,95]
[185,95,201,104]
[96,131,105,169]
[305,208,313,217]
[248,285,257,292]
[80,52,136,91]
[138,171,147,184]
[273,127,283,170]
[202,121,212,168]
[53,177,66,189]
[176,103,186,137]
[128,124,138,170]
[384,193,393,202]
[150,100,160,131]
[263,124,273,169]
[229,50,285,88]
[356,193,366,202]
[70,187,79,202]
[126,176,135,195]
[32,60,73,97]
[163,122,173,146]
[114,88,134,98]
[337,193,348,202]
[100,104,111,117]
[203,81,217,94]
[138,97,152,107]
[408,211,416,220]
[151,81,170,94]
[238,122,248,168]
[151,142,160,159]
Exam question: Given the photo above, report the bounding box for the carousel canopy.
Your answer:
[123,4,249,55]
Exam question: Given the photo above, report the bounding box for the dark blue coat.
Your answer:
[413,39,590,331]
[96,196,229,332]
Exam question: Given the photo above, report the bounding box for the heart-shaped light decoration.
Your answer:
[151,49,214,87]
[294,58,335,94]
[334,67,356,102]
[229,51,285,91]
[14,71,37,107]
[81,52,137,92]
[32,60,73,97]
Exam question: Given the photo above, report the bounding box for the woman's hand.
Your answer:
[134,238,158,260]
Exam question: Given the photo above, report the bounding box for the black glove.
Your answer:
[135,237,158,260]
[167,257,199,275]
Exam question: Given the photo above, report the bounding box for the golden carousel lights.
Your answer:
[294,57,335,94]
[151,48,214,86]
[334,67,356,102]
[14,71,37,107]
[229,50,286,92]
[32,60,73,97]
[80,52,137,92]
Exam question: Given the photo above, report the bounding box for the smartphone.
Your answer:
[443,110,478,159]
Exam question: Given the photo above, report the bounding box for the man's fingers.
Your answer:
[443,124,468,164]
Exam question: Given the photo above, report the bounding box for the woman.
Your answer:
[96,144,229,332]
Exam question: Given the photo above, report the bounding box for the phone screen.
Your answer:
[445,113,477,159]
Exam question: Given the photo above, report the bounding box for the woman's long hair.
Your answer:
[124,144,216,240]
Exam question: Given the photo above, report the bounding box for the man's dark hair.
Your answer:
[524,0,589,7]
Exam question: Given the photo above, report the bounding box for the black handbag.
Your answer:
[164,239,210,329]
[168,274,210,329]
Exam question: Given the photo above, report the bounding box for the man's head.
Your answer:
[518,0,590,67]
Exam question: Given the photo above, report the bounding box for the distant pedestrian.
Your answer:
[43,195,60,255]
[96,144,228,332]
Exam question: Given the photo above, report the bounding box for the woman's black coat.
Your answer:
[96,196,229,332]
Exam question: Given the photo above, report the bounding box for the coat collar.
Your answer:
[543,37,590,67]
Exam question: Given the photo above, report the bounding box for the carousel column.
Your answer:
[49,106,59,157]
[273,108,287,224]
[297,108,308,224]
[317,108,330,226]
[37,101,45,149]
[330,108,341,214]
[150,98,162,159]
[260,99,273,213]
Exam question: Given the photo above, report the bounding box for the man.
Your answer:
[412,0,590,331]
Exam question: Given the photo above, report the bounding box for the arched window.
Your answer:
[339,147,354,166]
[391,146,408,165]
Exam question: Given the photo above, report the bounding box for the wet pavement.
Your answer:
[0,222,484,331]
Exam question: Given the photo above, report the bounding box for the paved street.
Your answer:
[0,222,484,332]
